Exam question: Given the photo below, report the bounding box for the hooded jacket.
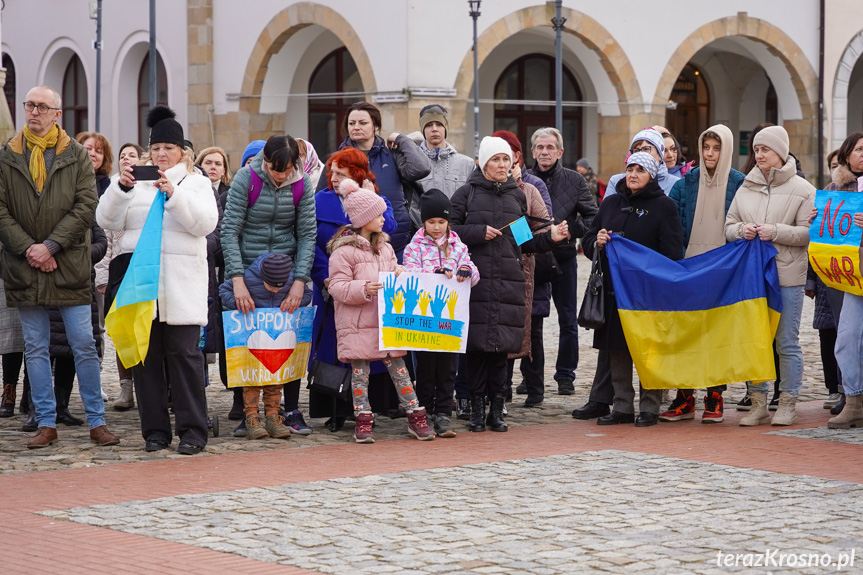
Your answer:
[328,230,404,362]
[219,253,312,311]
[403,228,479,286]
[221,151,317,283]
[724,157,815,287]
[0,128,97,307]
[450,169,558,354]
[417,141,476,198]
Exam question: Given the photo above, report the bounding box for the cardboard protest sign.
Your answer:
[222,307,316,387]
[809,190,863,295]
[377,272,471,353]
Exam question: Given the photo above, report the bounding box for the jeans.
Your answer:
[551,255,579,383]
[835,292,863,397]
[18,305,105,429]
[748,286,804,397]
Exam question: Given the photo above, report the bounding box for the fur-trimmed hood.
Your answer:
[328,229,391,254]
[830,164,859,190]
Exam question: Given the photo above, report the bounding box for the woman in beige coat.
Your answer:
[724,126,815,427]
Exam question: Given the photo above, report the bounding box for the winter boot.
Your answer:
[407,407,434,441]
[486,395,508,432]
[770,392,798,426]
[264,414,292,439]
[113,379,135,410]
[354,411,375,443]
[245,414,269,439]
[456,398,470,421]
[738,392,770,426]
[468,395,486,432]
[22,393,37,432]
[828,394,863,429]
[0,383,16,417]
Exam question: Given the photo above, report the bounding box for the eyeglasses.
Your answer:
[23,101,60,114]
[630,145,655,155]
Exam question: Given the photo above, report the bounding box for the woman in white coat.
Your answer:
[96,106,218,455]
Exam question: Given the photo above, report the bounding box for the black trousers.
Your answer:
[2,352,23,385]
[466,350,508,397]
[283,380,300,412]
[132,321,208,446]
[819,327,840,393]
[589,350,613,405]
[415,351,457,415]
[517,316,545,399]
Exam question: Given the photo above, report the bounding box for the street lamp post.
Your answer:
[468,0,481,158]
[551,0,566,132]
[149,0,157,108]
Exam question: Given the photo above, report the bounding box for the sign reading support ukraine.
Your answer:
[809,189,863,295]
[377,272,471,353]
[605,237,782,390]
[222,307,316,388]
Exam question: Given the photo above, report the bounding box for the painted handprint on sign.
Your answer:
[391,288,406,314]
[402,275,420,316]
[429,284,449,318]
[446,292,458,319]
[382,274,397,314]
[417,290,432,316]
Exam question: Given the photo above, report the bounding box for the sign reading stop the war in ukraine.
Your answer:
[809,189,863,295]
[377,272,471,353]
[222,307,316,387]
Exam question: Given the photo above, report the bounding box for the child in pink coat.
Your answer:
[403,189,479,437]
[327,179,434,443]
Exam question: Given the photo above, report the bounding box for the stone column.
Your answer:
[0,11,15,142]
[187,0,213,152]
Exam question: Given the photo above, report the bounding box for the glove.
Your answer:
[456,265,472,279]
[434,266,452,275]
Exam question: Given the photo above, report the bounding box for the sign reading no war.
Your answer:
[809,190,863,295]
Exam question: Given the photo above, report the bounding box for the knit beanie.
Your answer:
[576,158,591,169]
[147,106,184,148]
[419,104,449,137]
[259,253,293,288]
[630,128,665,158]
[752,126,790,162]
[478,136,513,172]
[420,188,451,222]
[337,178,387,228]
[241,140,266,168]
[491,130,523,157]
[627,152,659,179]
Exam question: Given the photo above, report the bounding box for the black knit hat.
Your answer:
[420,188,451,222]
[259,254,293,288]
[146,106,185,148]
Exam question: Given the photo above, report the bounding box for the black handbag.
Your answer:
[306,300,352,402]
[577,246,605,330]
[533,251,562,284]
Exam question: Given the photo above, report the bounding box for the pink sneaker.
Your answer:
[354,411,375,444]
[407,407,435,441]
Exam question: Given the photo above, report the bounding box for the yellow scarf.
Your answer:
[23,124,59,193]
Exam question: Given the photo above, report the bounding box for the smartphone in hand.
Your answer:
[130,165,161,181]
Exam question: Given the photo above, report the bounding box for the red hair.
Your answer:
[326,147,378,191]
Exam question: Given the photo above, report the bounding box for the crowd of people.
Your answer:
[0,83,861,454]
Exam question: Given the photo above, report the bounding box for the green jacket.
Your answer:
[0,128,97,307]
[221,151,316,282]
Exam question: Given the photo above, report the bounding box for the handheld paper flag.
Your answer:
[509,216,533,245]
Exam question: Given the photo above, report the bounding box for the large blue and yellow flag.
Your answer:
[105,192,165,368]
[605,237,782,389]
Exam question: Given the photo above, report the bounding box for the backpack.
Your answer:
[248,168,304,208]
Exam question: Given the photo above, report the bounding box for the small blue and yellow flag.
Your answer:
[605,237,782,389]
[105,192,165,368]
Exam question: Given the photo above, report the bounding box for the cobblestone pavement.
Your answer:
[39,450,863,575]
[0,262,839,475]
[769,427,863,446]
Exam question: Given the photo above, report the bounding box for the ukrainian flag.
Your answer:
[605,237,782,389]
[105,192,165,368]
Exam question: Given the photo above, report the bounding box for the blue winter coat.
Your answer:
[668,166,745,253]
[309,188,397,373]
[317,135,430,259]
[219,253,312,311]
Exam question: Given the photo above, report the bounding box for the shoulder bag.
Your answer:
[577,245,605,330]
[306,300,352,401]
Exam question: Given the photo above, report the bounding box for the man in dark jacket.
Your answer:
[527,127,598,395]
[0,85,119,449]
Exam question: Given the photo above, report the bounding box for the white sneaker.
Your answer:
[101,389,109,401]
[823,392,843,409]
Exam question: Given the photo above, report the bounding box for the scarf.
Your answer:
[23,124,59,193]
[686,124,734,258]
[298,138,320,177]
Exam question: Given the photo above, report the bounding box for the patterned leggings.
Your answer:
[351,356,418,414]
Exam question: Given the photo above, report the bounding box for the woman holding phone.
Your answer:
[96,106,219,455]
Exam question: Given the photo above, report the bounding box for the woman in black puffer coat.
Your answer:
[45,223,107,426]
[450,136,568,433]
[582,153,683,428]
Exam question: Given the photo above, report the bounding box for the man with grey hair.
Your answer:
[526,127,597,396]
[0,85,119,449]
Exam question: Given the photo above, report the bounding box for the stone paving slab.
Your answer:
[39,450,863,575]
[769,427,863,445]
